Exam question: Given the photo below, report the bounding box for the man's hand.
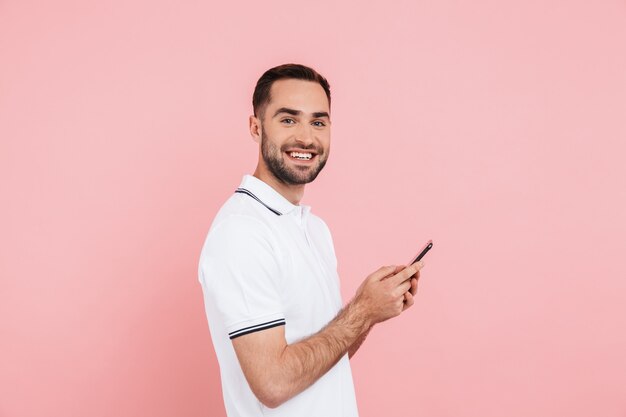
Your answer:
[352,262,424,326]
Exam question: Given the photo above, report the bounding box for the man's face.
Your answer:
[257,79,331,185]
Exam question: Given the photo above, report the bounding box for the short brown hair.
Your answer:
[252,63,331,119]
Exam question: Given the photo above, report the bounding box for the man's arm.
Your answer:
[348,327,371,359]
[232,262,423,408]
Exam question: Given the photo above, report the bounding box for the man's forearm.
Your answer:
[273,300,370,405]
[348,326,371,359]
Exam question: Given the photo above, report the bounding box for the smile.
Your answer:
[289,151,313,160]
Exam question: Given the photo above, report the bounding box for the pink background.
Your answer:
[1,0,625,416]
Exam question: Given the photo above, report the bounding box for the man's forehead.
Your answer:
[266,79,330,114]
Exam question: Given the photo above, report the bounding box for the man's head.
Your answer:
[250,64,331,186]
[252,64,331,121]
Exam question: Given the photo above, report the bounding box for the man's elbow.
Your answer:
[252,381,290,409]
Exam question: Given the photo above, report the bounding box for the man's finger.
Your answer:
[409,277,418,296]
[393,264,406,275]
[372,265,398,281]
[394,279,412,296]
[405,269,420,283]
[382,264,406,280]
[403,291,415,310]
[390,261,423,286]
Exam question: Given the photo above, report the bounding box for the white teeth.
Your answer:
[289,151,313,160]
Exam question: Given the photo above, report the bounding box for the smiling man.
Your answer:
[198,64,424,417]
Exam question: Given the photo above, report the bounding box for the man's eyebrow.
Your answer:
[312,111,330,119]
[273,107,301,117]
[272,107,330,119]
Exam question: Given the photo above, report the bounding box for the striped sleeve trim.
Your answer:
[228,318,286,340]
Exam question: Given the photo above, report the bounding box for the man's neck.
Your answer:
[253,166,304,206]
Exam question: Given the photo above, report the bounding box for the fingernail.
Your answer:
[417,261,424,269]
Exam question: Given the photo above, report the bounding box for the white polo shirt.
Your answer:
[198,174,359,417]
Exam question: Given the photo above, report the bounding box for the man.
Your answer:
[198,63,424,417]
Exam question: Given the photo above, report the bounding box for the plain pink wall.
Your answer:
[1,0,625,416]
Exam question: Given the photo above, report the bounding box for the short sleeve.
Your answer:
[199,215,285,339]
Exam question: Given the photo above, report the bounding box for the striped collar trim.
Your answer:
[235,175,303,216]
[235,188,282,216]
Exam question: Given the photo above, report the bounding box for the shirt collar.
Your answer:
[237,175,310,217]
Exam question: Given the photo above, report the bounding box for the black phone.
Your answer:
[409,240,433,265]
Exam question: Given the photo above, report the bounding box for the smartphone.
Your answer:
[409,240,433,265]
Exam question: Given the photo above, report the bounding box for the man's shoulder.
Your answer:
[198,196,279,274]
[210,205,272,239]
[210,192,274,232]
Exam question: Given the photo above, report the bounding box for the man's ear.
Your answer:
[249,115,261,144]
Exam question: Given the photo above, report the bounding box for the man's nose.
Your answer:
[295,124,314,146]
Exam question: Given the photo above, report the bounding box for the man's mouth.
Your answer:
[285,150,317,162]
[289,151,313,160]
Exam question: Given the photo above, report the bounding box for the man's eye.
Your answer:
[312,121,326,127]
[281,118,295,124]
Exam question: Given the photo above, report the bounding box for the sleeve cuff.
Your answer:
[228,318,286,339]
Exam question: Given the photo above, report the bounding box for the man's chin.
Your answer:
[277,169,321,185]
